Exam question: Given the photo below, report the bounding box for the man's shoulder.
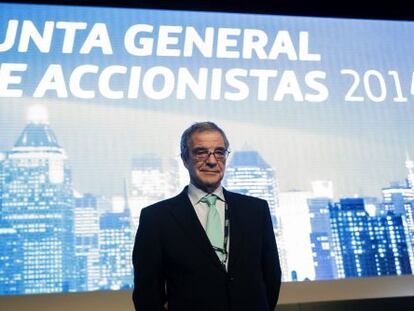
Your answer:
[141,191,186,215]
[225,191,271,223]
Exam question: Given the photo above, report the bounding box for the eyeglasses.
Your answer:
[191,148,230,162]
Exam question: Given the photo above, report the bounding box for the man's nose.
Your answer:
[205,152,218,165]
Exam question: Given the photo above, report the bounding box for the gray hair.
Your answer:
[180,122,229,160]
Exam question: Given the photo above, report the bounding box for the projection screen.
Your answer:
[1,1,414,305]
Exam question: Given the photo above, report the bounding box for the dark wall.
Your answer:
[2,0,413,21]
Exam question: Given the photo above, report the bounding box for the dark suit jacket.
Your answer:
[132,187,282,311]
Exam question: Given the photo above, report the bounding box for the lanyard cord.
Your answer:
[212,202,229,267]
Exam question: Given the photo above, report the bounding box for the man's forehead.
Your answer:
[189,130,225,146]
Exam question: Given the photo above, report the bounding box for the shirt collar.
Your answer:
[188,183,225,206]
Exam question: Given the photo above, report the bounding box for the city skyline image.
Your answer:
[1,103,414,294]
[2,2,414,296]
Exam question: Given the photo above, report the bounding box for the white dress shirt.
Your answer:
[187,183,226,230]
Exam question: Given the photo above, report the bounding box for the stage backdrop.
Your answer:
[1,2,414,295]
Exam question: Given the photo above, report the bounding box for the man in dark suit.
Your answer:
[132,122,281,311]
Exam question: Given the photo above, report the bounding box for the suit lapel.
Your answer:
[169,187,225,272]
[224,189,244,273]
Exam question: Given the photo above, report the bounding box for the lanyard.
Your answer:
[212,202,229,267]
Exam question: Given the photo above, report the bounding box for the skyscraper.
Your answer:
[405,154,414,189]
[223,149,287,278]
[382,182,414,269]
[403,156,414,265]
[307,193,337,280]
[99,207,133,290]
[330,198,377,278]
[0,105,75,294]
[279,190,315,281]
[330,198,411,278]
[382,182,413,215]
[129,154,180,227]
[0,219,23,294]
[223,150,279,226]
[308,180,336,281]
[370,212,412,276]
[73,193,100,291]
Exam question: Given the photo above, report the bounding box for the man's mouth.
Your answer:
[201,170,219,174]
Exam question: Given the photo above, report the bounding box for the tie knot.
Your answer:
[201,194,218,207]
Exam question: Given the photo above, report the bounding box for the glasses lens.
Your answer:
[214,150,226,159]
[192,148,228,161]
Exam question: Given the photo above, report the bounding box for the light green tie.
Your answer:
[201,194,224,261]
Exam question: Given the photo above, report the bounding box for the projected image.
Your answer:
[1,3,414,295]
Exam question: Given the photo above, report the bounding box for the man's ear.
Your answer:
[181,155,189,169]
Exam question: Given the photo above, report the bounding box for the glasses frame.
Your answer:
[191,147,230,162]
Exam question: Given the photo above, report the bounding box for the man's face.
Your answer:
[183,130,227,193]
